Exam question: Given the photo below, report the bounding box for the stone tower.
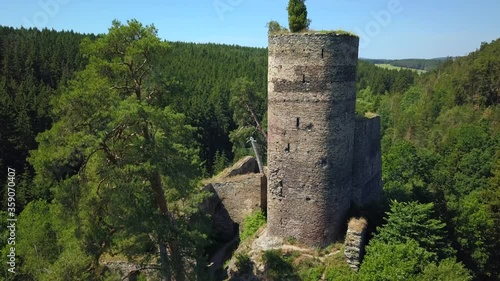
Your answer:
[267,32,367,246]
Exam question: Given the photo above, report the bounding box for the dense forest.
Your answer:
[0,21,498,280]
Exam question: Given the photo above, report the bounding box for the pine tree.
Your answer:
[30,19,204,280]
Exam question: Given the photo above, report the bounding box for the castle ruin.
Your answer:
[267,33,382,247]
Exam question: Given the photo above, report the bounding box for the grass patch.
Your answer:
[323,247,358,281]
[254,245,360,280]
[375,63,427,74]
[240,210,266,241]
[320,242,344,257]
[263,250,300,280]
[348,217,368,233]
[295,256,325,281]
[262,249,330,281]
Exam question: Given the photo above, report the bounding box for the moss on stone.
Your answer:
[270,29,358,37]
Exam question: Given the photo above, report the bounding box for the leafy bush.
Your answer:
[267,20,288,34]
[298,264,324,281]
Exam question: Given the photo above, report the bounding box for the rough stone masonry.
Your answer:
[267,32,382,247]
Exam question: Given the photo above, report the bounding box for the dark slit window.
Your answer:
[296,117,300,128]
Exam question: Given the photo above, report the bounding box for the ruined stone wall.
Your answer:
[211,174,267,225]
[352,116,383,206]
[344,218,368,272]
[201,157,267,242]
[267,33,359,246]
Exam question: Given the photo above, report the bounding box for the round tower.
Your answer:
[267,32,359,246]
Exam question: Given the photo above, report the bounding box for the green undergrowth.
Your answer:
[235,253,253,274]
[240,210,266,241]
[260,244,357,281]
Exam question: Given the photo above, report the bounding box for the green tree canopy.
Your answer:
[359,240,433,281]
[229,77,267,160]
[375,201,454,260]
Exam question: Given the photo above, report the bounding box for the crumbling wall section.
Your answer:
[352,115,383,206]
[201,156,267,242]
[211,174,267,225]
[344,218,368,272]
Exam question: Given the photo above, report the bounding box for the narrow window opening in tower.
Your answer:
[296,117,300,128]
[321,157,328,168]
[285,143,290,153]
[302,74,305,83]
[321,48,324,58]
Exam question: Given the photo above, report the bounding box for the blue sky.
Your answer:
[1,0,499,59]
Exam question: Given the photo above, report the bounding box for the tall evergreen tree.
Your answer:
[287,0,310,32]
[29,20,205,280]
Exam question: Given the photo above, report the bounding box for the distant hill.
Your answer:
[361,57,453,71]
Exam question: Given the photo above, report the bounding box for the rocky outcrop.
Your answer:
[202,184,237,241]
[344,217,368,271]
[219,156,260,178]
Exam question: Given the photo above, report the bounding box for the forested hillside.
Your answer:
[356,38,500,280]
[0,26,92,209]
[0,22,498,280]
[362,57,450,71]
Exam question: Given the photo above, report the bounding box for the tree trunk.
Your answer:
[246,103,267,140]
[150,170,184,281]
